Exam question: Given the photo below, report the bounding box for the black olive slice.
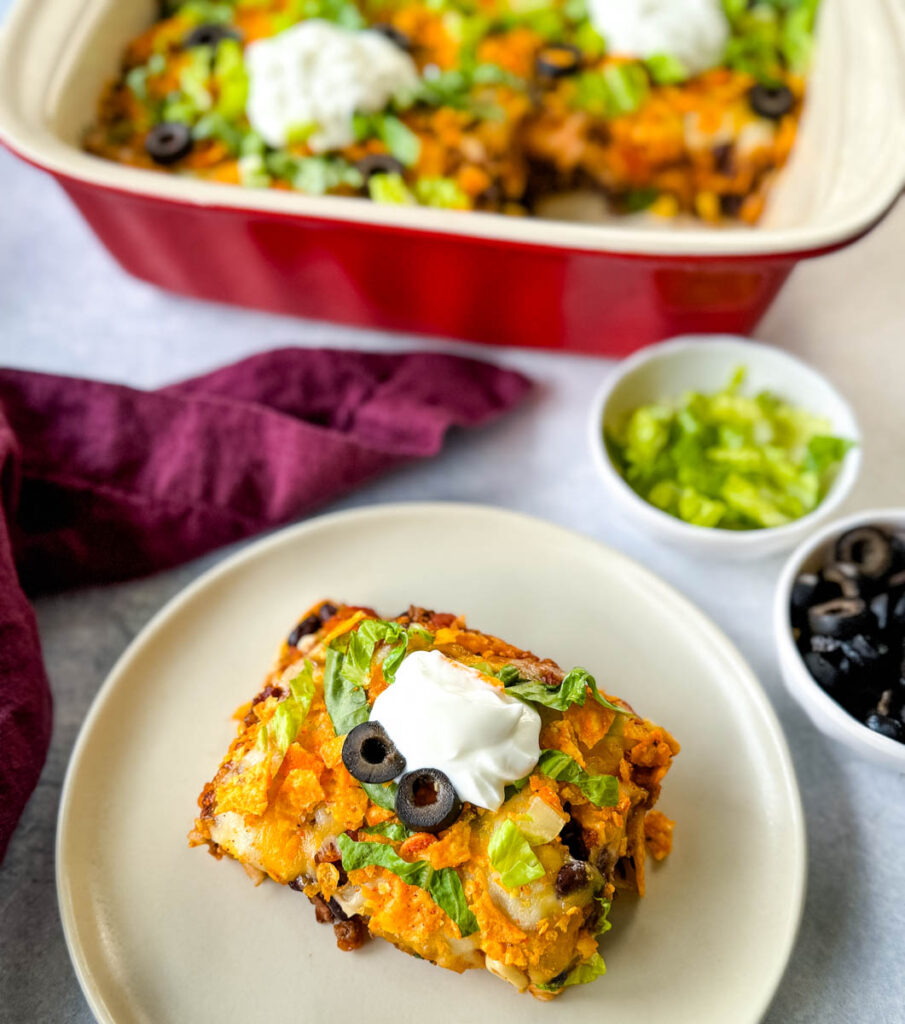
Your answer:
[839,633,888,670]
[790,573,822,622]
[535,43,582,79]
[145,122,194,165]
[804,651,844,692]
[822,562,861,598]
[807,597,871,639]
[748,83,795,120]
[287,614,321,646]
[833,526,894,582]
[183,23,242,49]
[342,721,406,784]
[810,634,843,657]
[395,768,462,833]
[864,713,904,742]
[891,533,905,572]
[889,588,905,632]
[871,592,890,631]
[355,154,406,182]
[371,23,411,51]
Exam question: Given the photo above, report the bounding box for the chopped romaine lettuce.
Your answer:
[338,834,478,936]
[360,820,412,841]
[213,38,248,119]
[645,53,690,85]
[606,367,854,531]
[324,620,431,735]
[354,113,421,167]
[414,177,470,209]
[505,666,627,715]
[594,894,613,937]
[532,750,619,808]
[573,62,649,118]
[722,0,820,82]
[488,820,546,888]
[256,662,316,757]
[359,780,399,810]
[323,644,371,735]
[368,172,417,205]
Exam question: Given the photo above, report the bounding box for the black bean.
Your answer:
[328,897,348,921]
[287,614,321,646]
[555,860,590,897]
[319,602,338,622]
[719,193,744,218]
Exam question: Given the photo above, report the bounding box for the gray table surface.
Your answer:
[1,5,904,1018]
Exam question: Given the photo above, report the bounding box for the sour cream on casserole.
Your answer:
[371,650,541,811]
[245,19,420,152]
[588,0,729,76]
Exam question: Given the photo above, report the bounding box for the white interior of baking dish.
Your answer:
[0,0,903,256]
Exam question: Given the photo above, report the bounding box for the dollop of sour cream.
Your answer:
[371,650,541,811]
[245,20,420,152]
[588,0,729,76]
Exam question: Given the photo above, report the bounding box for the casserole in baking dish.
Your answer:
[84,0,813,226]
[0,0,903,351]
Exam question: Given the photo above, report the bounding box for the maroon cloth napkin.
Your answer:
[0,347,530,862]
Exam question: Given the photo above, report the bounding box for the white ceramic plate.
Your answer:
[57,503,805,1024]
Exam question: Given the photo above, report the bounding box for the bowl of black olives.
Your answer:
[775,510,905,769]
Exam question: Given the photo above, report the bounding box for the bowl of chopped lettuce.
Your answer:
[589,336,861,558]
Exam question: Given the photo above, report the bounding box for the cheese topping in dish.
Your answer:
[588,0,729,76]
[371,650,541,811]
[245,19,420,151]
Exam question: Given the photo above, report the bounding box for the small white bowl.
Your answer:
[775,509,905,771]
[588,335,862,560]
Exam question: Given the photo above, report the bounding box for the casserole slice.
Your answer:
[189,601,678,998]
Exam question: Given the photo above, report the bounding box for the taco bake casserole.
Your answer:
[87,0,819,223]
[189,601,678,999]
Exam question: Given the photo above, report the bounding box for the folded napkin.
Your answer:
[0,348,530,862]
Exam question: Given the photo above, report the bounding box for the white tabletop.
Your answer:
[1,26,904,1022]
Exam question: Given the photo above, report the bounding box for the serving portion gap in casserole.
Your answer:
[86,0,820,224]
[189,601,679,999]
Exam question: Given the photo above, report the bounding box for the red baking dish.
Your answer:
[1,0,904,354]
